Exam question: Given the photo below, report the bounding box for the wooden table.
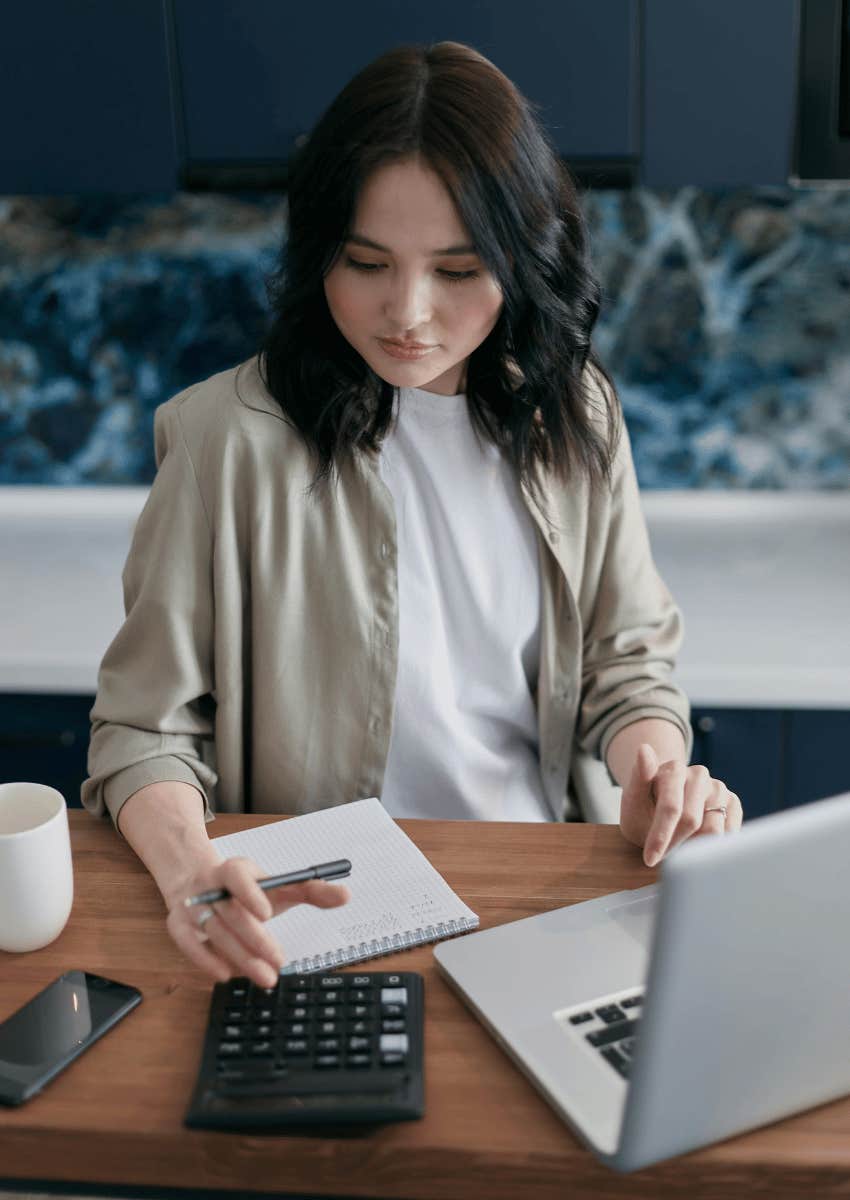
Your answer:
[1,812,849,1200]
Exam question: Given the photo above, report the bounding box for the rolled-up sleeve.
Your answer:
[82,398,218,832]
[576,419,693,767]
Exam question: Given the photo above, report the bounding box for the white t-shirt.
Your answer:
[377,385,551,821]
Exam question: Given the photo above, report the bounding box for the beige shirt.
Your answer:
[82,356,692,831]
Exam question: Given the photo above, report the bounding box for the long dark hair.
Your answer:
[258,41,620,500]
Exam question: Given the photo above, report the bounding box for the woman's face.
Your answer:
[323,157,504,396]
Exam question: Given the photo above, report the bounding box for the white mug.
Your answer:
[0,783,74,953]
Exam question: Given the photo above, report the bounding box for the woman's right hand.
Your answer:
[164,856,350,988]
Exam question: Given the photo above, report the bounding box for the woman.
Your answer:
[83,42,741,988]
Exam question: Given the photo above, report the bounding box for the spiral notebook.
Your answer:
[210,797,479,974]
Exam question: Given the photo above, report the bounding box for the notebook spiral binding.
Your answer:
[281,915,479,976]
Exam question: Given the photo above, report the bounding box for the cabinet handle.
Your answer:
[696,715,716,734]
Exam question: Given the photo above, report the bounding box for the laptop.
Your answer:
[433,790,850,1172]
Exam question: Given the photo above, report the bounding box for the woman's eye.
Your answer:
[345,257,383,272]
[344,257,480,283]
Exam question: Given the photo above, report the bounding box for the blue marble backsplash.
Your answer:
[1,187,848,487]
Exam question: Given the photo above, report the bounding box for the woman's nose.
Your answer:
[383,272,433,330]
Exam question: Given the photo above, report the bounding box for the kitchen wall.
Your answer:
[1,184,849,488]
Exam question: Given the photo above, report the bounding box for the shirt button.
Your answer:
[380,542,388,559]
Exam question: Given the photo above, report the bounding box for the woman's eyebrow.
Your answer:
[347,233,476,256]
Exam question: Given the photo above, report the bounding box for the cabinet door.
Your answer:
[0,694,94,808]
[690,707,783,820]
[0,0,177,193]
[642,0,798,186]
[172,0,638,178]
[785,710,850,808]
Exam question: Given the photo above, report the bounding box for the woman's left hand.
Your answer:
[619,743,743,867]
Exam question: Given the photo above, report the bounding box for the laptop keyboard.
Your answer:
[559,990,644,1080]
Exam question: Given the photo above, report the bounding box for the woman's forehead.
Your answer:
[352,159,472,252]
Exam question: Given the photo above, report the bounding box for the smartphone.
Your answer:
[0,970,142,1106]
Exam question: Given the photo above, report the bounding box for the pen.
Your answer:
[182,859,352,908]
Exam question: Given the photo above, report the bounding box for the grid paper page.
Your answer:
[210,797,478,970]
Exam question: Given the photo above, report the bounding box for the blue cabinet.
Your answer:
[785,710,850,807]
[0,1,177,194]
[690,707,784,820]
[691,706,850,820]
[171,0,639,183]
[641,0,798,186]
[0,1,804,193]
[0,693,93,808]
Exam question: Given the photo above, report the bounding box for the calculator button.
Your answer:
[350,989,372,1002]
[291,977,313,990]
[225,1008,246,1021]
[348,1036,370,1052]
[290,991,309,1004]
[382,1019,406,1033]
[380,1052,406,1066]
[348,1053,371,1067]
[379,1033,408,1054]
[349,1004,371,1018]
[319,1005,339,1018]
[382,1003,405,1018]
[315,1055,340,1068]
[222,1025,241,1039]
[350,1020,371,1035]
[351,975,371,986]
[253,1023,274,1037]
[287,1005,308,1019]
[283,1039,309,1054]
[286,1022,307,1037]
[254,1007,274,1022]
[250,1042,273,1056]
[381,987,407,1005]
[317,1037,339,1052]
[217,1042,244,1056]
[382,975,403,987]
[229,984,248,998]
[319,976,345,989]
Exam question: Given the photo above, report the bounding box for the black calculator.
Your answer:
[184,970,424,1129]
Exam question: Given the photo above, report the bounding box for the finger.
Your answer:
[643,761,686,866]
[726,791,744,831]
[196,907,279,989]
[217,858,274,921]
[167,911,233,984]
[668,765,713,850]
[213,899,286,973]
[267,878,352,917]
[628,743,659,801]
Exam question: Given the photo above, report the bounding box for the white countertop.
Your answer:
[1,487,848,708]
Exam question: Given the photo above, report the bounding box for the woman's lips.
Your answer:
[377,338,438,361]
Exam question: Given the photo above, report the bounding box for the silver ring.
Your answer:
[704,805,728,819]
[195,904,216,942]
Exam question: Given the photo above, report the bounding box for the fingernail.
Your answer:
[645,851,659,868]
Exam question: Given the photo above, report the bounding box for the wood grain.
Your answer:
[0,812,849,1199]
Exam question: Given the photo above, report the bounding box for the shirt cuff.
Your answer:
[102,757,215,837]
